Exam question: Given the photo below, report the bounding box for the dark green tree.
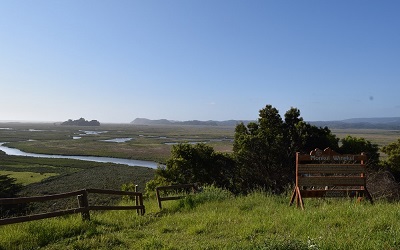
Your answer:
[339,135,380,167]
[233,104,339,193]
[234,105,288,193]
[147,143,236,193]
[381,139,400,181]
[146,104,341,195]
[0,174,24,217]
[0,175,22,198]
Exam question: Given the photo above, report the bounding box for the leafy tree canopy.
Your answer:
[0,174,24,217]
[382,139,400,181]
[0,175,22,198]
[233,105,339,193]
[147,104,386,194]
[145,143,236,196]
[339,135,380,167]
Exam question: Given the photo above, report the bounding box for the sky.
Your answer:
[1,1,399,123]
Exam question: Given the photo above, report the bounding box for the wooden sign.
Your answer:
[289,148,373,209]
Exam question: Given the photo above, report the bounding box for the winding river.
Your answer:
[0,143,159,169]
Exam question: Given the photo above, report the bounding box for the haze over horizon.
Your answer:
[1,1,399,123]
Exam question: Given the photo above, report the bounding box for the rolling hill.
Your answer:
[131,117,400,129]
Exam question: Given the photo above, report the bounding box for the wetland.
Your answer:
[1,122,399,194]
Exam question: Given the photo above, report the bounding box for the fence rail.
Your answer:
[0,188,145,226]
[289,147,373,209]
[156,183,198,209]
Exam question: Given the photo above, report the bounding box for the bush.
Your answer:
[0,174,25,217]
[367,169,400,201]
[148,143,236,192]
[144,176,170,198]
[382,139,400,182]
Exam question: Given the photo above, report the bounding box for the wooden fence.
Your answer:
[156,184,198,209]
[0,188,145,226]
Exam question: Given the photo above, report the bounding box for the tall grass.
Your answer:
[1,187,400,249]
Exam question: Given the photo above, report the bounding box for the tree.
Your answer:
[146,104,342,195]
[233,105,288,193]
[382,139,400,181]
[233,104,339,193]
[283,107,339,160]
[339,135,380,168]
[147,143,236,193]
[0,175,24,217]
[0,175,22,198]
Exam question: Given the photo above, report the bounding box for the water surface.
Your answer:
[0,143,159,169]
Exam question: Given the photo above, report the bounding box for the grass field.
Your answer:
[0,170,58,185]
[332,128,400,148]
[1,187,400,250]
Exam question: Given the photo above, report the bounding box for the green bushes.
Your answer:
[148,104,396,197]
[0,174,24,217]
[382,139,400,181]
[145,143,236,196]
[149,105,341,194]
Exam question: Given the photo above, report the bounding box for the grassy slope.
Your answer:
[1,188,400,250]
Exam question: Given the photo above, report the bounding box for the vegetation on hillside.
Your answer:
[382,139,400,182]
[148,104,385,195]
[0,174,25,217]
[1,187,400,249]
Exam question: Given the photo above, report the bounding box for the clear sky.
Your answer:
[1,1,399,123]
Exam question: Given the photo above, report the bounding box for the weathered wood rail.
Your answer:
[289,148,373,209]
[0,188,145,226]
[156,184,198,209]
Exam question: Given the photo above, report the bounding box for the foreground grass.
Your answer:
[1,187,400,250]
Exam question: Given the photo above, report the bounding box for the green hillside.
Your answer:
[1,186,399,249]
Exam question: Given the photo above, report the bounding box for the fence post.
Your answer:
[134,185,139,205]
[77,190,90,221]
[156,187,162,209]
[134,185,141,215]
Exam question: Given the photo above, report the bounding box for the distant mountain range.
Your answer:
[309,117,400,130]
[132,117,400,129]
[131,118,251,127]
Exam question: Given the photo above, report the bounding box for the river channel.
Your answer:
[0,143,159,169]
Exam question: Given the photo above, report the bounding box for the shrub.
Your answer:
[0,174,24,217]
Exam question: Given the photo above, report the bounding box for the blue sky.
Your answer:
[1,1,399,123]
